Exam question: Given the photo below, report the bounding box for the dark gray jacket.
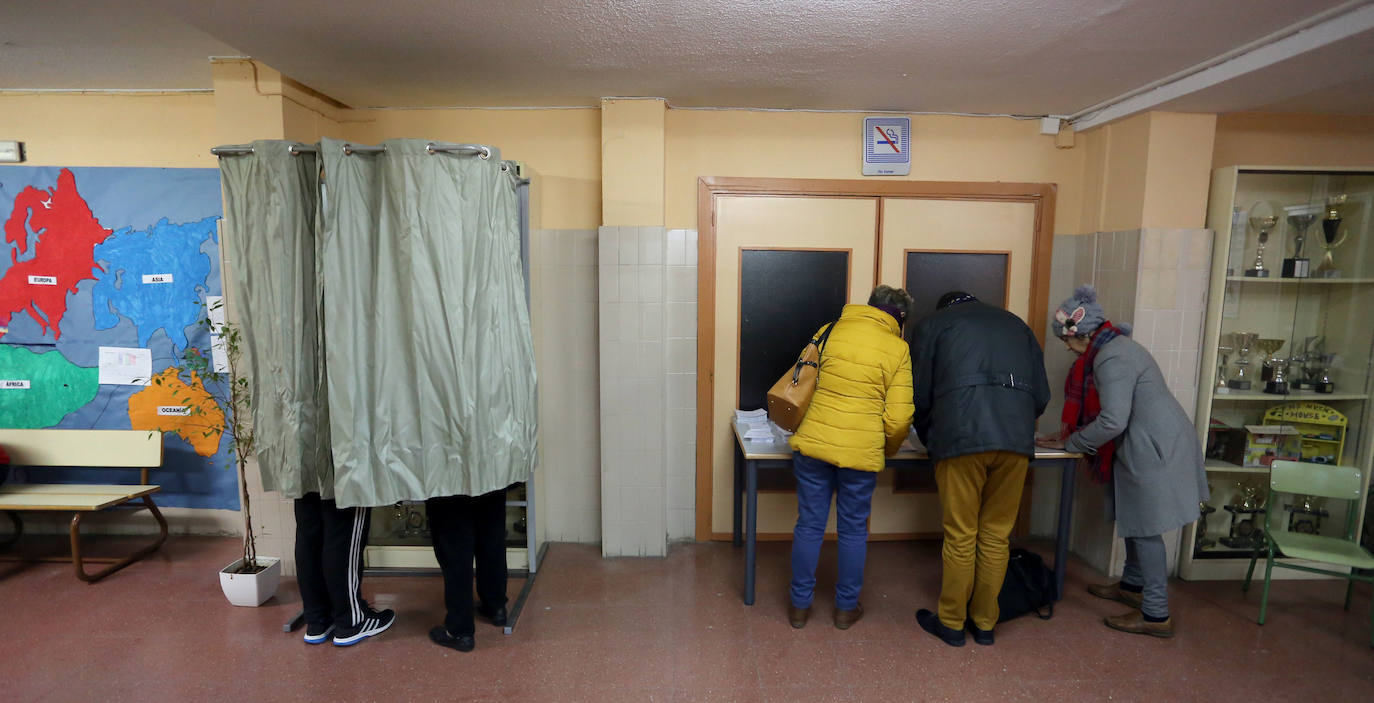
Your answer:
[910,301,1050,462]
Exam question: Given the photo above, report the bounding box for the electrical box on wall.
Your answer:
[0,141,25,163]
[862,117,910,176]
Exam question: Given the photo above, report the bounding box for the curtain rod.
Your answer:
[210,142,493,159]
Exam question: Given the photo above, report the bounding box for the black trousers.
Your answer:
[426,488,508,636]
[294,493,371,628]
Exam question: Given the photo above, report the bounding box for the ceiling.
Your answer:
[2,0,1373,119]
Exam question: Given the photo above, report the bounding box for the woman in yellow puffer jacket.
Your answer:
[786,285,914,631]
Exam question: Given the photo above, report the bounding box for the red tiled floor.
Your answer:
[2,536,1372,702]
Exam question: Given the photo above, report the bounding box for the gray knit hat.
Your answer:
[1052,284,1107,338]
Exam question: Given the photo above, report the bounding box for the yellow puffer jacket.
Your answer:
[789,304,914,472]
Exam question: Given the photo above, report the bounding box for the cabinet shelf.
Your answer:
[1204,459,1269,474]
[1212,391,1367,402]
[1224,276,1374,284]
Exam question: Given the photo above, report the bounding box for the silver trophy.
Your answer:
[1227,332,1259,391]
[1246,204,1278,278]
[1255,338,1285,393]
[1216,343,1233,391]
[1282,204,1321,279]
[1313,352,1336,394]
[1222,479,1268,550]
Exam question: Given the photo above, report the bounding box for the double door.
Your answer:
[698,178,1054,540]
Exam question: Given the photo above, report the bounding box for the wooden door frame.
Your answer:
[694,176,1058,541]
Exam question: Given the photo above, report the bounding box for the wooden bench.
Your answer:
[0,428,169,582]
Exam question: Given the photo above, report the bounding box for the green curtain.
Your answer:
[318,138,538,507]
[218,140,333,499]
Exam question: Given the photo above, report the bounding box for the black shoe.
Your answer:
[476,603,508,627]
[429,626,475,652]
[916,608,966,647]
[303,622,334,645]
[965,619,995,646]
[332,608,396,647]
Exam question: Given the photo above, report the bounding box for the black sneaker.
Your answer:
[429,626,476,652]
[476,603,508,627]
[916,608,965,647]
[332,608,396,647]
[303,622,334,645]
[965,619,995,646]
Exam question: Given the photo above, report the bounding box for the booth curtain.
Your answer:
[217,140,333,499]
[316,138,538,507]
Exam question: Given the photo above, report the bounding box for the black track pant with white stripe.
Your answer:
[294,493,371,628]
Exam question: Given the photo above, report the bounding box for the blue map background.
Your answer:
[0,166,238,510]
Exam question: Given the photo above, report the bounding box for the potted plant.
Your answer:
[157,301,279,606]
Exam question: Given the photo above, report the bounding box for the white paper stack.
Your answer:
[734,408,775,442]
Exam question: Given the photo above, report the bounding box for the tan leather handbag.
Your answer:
[766,323,836,432]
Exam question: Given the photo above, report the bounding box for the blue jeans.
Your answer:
[789,452,879,610]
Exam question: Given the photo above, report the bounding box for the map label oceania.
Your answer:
[28,275,58,285]
[142,273,174,284]
[2,379,31,389]
[157,405,192,416]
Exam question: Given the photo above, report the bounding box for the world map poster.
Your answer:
[0,166,237,510]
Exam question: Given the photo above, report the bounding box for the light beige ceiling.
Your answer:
[3,0,1373,119]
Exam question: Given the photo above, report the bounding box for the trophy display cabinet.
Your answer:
[1184,166,1374,580]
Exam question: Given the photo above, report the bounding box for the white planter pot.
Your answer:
[219,556,282,607]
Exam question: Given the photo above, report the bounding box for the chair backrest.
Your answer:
[0,429,164,469]
[1269,460,1362,501]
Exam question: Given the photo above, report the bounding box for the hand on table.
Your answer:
[1035,436,1066,450]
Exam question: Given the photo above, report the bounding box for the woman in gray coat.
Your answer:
[1036,285,1208,638]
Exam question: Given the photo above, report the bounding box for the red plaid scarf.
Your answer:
[1061,321,1122,483]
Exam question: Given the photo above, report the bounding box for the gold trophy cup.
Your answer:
[1317,194,1349,278]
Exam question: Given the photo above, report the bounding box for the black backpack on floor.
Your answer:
[997,548,1056,622]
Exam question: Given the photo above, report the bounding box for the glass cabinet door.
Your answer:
[1197,170,1374,564]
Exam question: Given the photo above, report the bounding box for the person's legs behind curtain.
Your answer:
[293,493,333,644]
[426,494,479,651]
[326,504,396,646]
[472,487,510,625]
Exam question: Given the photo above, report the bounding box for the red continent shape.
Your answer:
[1,169,111,340]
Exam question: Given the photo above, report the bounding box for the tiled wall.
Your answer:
[1045,228,1213,578]
[597,226,698,555]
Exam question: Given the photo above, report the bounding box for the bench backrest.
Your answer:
[0,429,164,469]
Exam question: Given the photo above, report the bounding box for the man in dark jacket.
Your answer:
[910,291,1049,647]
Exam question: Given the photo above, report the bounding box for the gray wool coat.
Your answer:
[1064,335,1209,538]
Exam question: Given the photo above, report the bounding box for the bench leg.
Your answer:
[70,495,170,583]
[0,510,21,550]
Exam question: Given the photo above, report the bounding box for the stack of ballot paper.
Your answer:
[734,408,791,442]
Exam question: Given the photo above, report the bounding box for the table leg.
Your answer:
[1054,458,1077,602]
[744,458,758,606]
[733,442,744,547]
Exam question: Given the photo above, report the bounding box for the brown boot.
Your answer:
[1104,610,1174,638]
[1087,582,1144,609]
[787,604,811,629]
[834,603,864,630]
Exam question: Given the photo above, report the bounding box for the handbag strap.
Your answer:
[790,322,837,383]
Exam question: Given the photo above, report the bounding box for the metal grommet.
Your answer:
[343,143,355,156]
[479,146,491,160]
[500,162,510,173]
[425,142,436,155]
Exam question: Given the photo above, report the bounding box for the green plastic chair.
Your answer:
[1242,460,1374,647]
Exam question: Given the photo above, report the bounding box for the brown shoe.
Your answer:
[834,603,864,630]
[1104,610,1174,638]
[1087,582,1144,609]
[787,604,811,629]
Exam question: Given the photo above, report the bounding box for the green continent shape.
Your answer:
[0,345,99,427]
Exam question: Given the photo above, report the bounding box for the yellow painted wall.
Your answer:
[342,108,601,231]
[0,93,216,168]
[1213,112,1374,168]
[1141,112,1216,229]
[602,98,666,226]
[664,110,1087,233]
[1094,113,1152,232]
